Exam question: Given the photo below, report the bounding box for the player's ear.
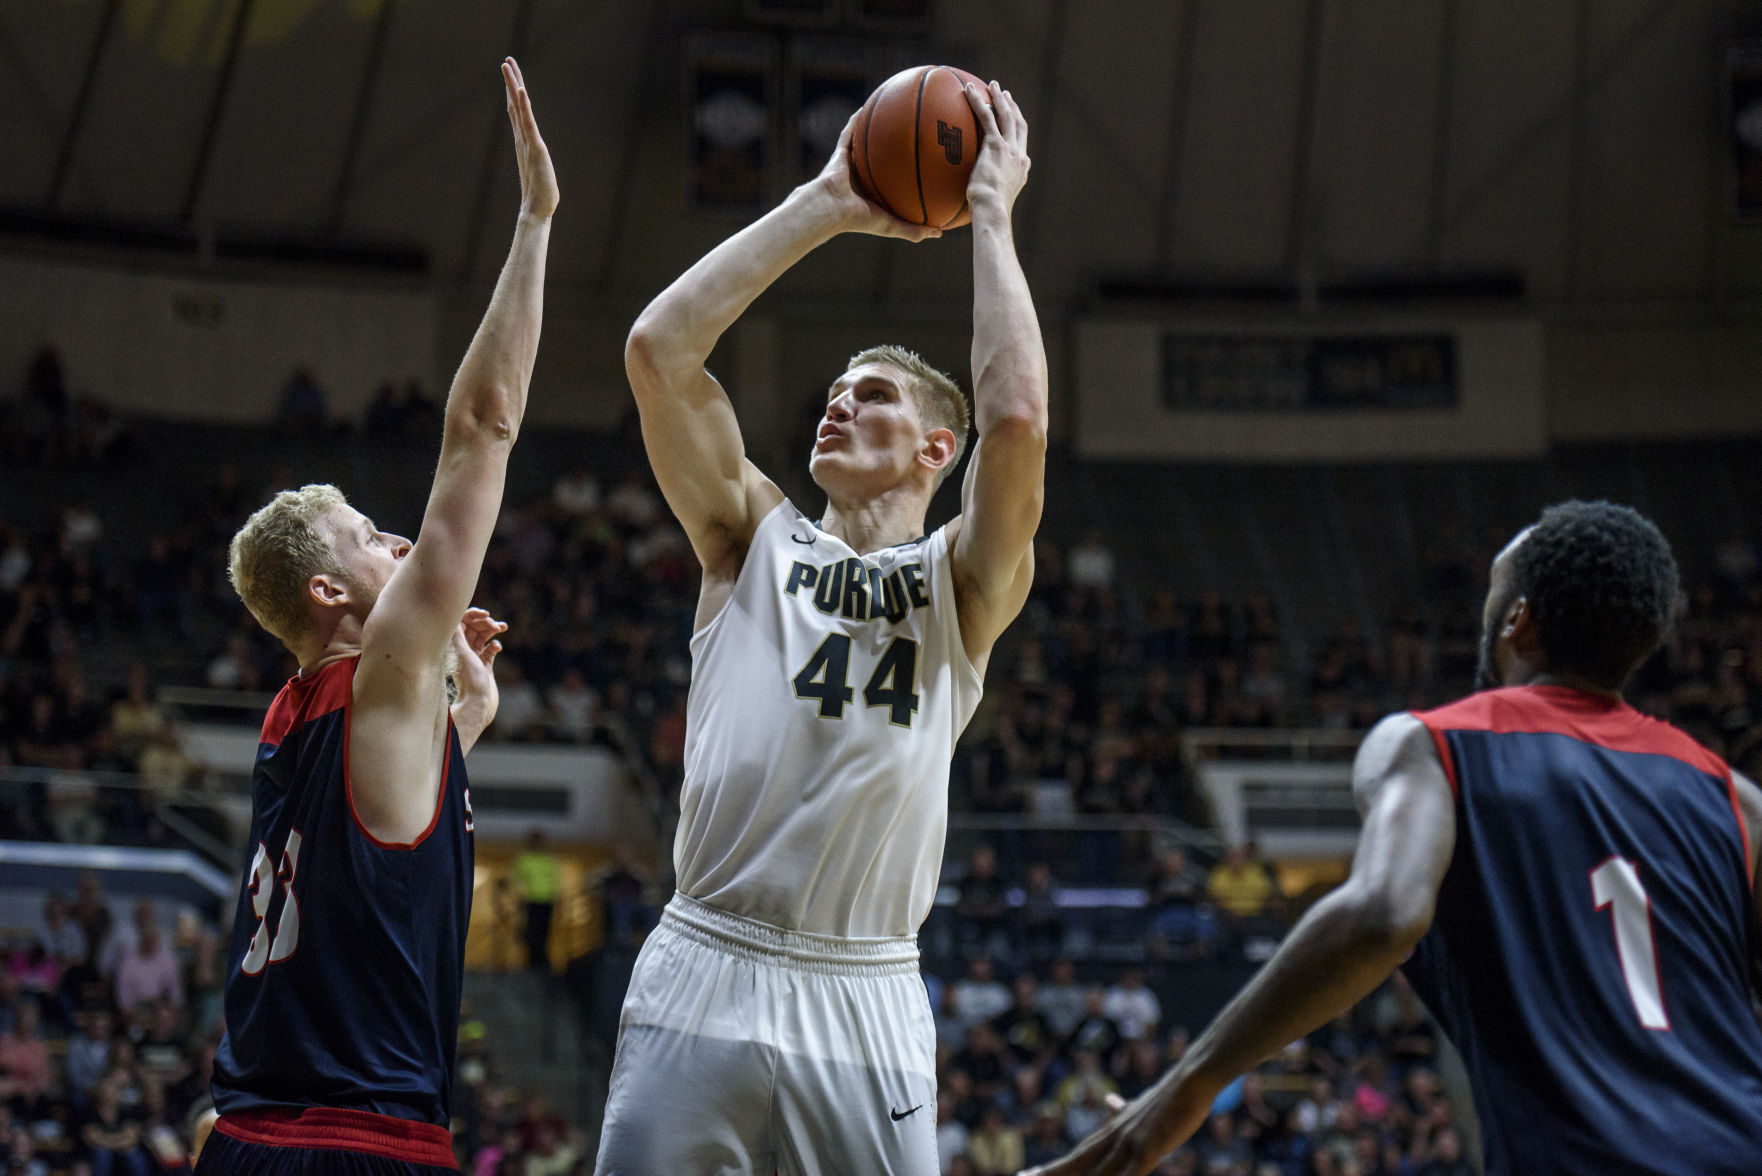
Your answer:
[918,427,957,475]
[309,573,349,609]
[1504,596,1540,655]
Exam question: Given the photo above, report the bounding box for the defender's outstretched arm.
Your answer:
[625,115,937,573]
[354,59,555,831]
[949,83,1047,663]
[1025,713,1457,1176]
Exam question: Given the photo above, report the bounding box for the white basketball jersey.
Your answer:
[674,498,985,938]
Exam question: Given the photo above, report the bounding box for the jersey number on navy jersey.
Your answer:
[792,635,920,727]
[1590,854,1669,1031]
[241,829,304,975]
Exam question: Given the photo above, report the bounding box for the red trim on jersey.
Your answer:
[1414,685,1729,778]
[343,687,452,852]
[214,1107,457,1168]
[258,658,356,748]
[1416,685,1747,877]
[1423,723,1460,798]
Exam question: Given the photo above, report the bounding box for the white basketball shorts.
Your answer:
[593,893,938,1176]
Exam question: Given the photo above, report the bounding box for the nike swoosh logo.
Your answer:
[890,1104,923,1121]
[791,531,818,545]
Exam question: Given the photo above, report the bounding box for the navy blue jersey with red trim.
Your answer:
[212,656,473,1128]
[1407,685,1762,1176]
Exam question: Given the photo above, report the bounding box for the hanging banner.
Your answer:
[685,32,778,213]
[788,38,877,185]
[1729,45,1762,220]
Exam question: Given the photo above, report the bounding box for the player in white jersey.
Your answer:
[595,82,1043,1175]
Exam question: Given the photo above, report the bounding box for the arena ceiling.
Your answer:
[0,0,1755,314]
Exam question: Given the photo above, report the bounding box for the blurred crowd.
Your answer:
[5,348,1762,852]
[1,879,221,1176]
[1,876,601,1176]
[924,956,1469,1176]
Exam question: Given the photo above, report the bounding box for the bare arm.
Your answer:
[948,83,1047,664]
[352,59,556,838]
[624,116,937,576]
[1026,713,1457,1176]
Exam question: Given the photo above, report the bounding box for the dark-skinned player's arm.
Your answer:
[1729,770,1762,996]
[624,115,938,575]
[947,82,1046,666]
[353,58,555,836]
[1022,712,1457,1176]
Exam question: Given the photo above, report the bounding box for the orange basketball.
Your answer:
[849,65,990,229]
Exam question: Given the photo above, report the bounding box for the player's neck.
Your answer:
[1512,668,1624,703]
[819,488,929,555]
[297,614,365,677]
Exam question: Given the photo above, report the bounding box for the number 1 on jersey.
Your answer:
[1590,855,1669,1031]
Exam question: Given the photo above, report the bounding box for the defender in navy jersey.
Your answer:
[1032,500,1762,1176]
[196,59,557,1175]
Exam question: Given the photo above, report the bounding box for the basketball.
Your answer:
[849,65,990,229]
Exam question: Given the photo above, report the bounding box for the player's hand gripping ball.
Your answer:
[849,65,991,229]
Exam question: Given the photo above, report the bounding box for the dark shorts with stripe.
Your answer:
[195,1108,457,1175]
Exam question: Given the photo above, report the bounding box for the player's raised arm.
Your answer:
[355,61,553,773]
[1025,713,1457,1176]
[948,83,1047,664]
[624,115,938,573]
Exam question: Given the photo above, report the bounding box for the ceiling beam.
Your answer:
[46,0,123,213]
[327,0,398,235]
[180,0,260,226]
[456,0,540,285]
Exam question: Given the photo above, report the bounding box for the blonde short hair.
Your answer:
[846,345,970,482]
[227,484,349,646]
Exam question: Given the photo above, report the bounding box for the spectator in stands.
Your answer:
[993,974,1055,1065]
[968,1105,1025,1176]
[1056,1051,1116,1142]
[80,1076,147,1176]
[37,894,85,970]
[1207,844,1275,921]
[276,366,328,434]
[1148,847,1217,959]
[936,1090,969,1175]
[956,845,1009,960]
[203,633,259,691]
[1016,860,1063,964]
[1035,958,1087,1040]
[114,921,181,1015]
[1065,986,1123,1062]
[490,661,545,741]
[952,957,1011,1030]
[1066,530,1116,591]
[1102,967,1162,1042]
[604,471,662,531]
[547,667,596,742]
[511,830,563,972]
[135,1002,189,1089]
[109,664,166,766]
[551,467,601,517]
[65,1009,113,1108]
[1418,1125,1472,1176]
[0,998,50,1105]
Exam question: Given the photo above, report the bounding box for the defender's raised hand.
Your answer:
[503,57,558,220]
[965,81,1031,212]
[450,607,508,753]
